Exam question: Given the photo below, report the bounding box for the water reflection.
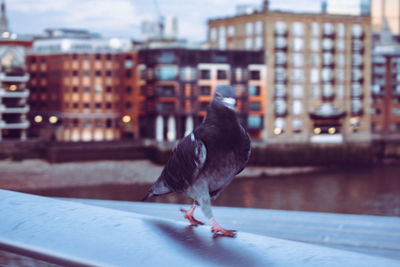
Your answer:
[24,165,400,217]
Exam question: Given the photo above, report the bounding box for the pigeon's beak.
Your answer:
[222,97,236,110]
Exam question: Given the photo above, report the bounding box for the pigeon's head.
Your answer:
[213,85,237,111]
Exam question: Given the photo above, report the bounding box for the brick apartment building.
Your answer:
[26,35,137,141]
[208,3,372,143]
[137,48,266,141]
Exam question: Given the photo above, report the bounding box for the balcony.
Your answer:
[0,120,30,129]
[0,88,29,98]
[0,73,30,83]
[0,105,29,113]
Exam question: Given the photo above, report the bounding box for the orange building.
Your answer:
[26,36,138,141]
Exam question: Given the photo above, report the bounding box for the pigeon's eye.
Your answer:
[215,93,222,99]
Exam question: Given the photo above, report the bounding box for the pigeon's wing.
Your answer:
[235,129,251,175]
[160,133,207,192]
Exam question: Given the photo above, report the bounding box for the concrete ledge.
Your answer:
[1,189,400,267]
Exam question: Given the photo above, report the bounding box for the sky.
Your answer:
[5,0,352,43]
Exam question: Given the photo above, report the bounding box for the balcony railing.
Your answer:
[0,105,29,114]
[0,120,30,129]
[0,89,29,98]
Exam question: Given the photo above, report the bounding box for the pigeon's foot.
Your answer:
[180,208,204,226]
[211,225,237,238]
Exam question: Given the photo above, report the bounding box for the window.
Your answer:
[84,86,90,92]
[274,118,285,130]
[106,70,112,77]
[352,24,363,37]
[322,38,334,50]
[292,53,303,67]
[311,39,319,51]
[217,70,228,80]
[312,85,319,99]
[292,69,303,83]
[323,23,334,35]
[292,100,302,115]
[292,85,303,98]
[275,84,286,98]
[275,99,287,116]
[311,69,319,83]
[126,86,132,94]
[125,70,132,78]
[275,52,286,65]
[292,118,302,132]
[219,26,226,49]
[255,21,263,35]
[155,66,178,80]
[106,102,112,109]
[106,119,112,128]
[323,53,333,66]
[246,22,253,36]
[312,22,319,37]
[94,85,102,93]
[255,36,263,50]
[95,70,102,76]
[228,25,235,36]
[275,37,287,49]
[336,39,345,51]
[275,21,286,35]
[72,70,78,76]
[322,84,334,99]
[106,86,112,93]
[200,86,211,96]
[125,102,132,110]
[248,115,261,129]
[84,102,90,109]
[95,54,101,60]
[312,54,320,67]
[249,85,260,96]
[210,28,217,41]
[337,23,345,38]
[96,103,102,109]
[250,70,260,80]
[250,101,261,111]
[156,85,175,97]
[245,37,252,50]
[200,69,211,80]
[293,38,303,51]
[292,22,303,36]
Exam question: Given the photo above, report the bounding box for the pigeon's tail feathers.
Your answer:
[142,177,171,201]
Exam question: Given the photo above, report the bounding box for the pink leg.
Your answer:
[210,218,236,238]
[180,204,204,226]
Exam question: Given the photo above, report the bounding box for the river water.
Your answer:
[26,164,400,217]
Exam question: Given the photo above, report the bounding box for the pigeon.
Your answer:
[143,85,251,237]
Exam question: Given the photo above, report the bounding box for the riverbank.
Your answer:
[1,138,400,166]
[0,159,324,191]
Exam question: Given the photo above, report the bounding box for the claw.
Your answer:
[180,208,204,226]
[211,225,237,238]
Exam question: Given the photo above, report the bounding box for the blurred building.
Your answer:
[372,0,400,34]
[371,17,400,136]
[208,3,371,143]
[0,1,32,141]
[26,32,137,141]
[137,48,266,141]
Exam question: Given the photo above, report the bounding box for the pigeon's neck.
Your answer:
[203,101,241,141]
